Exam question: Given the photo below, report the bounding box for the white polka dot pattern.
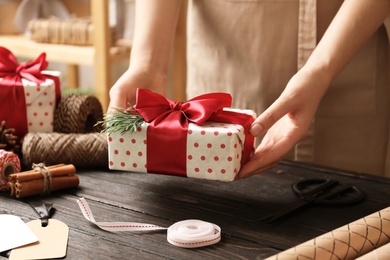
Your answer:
[108,109,255,181]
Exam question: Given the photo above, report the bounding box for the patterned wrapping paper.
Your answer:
[266,206,390,260]
[0,70,59,141]
[21,70,59,133]
[0,47,61,141]
[356,242,390,259]
[108,108,256,182]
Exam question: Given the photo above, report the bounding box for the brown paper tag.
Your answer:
[9,219,69,260]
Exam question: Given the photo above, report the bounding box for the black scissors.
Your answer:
[258,178,365,223]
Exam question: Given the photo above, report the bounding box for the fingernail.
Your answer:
[250,123,262,136]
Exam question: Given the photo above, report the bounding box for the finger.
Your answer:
[235,161,278,180]
[250,98,291,137]
[236,147,277,179]
[108,88,129,113]
[236,133,295,179]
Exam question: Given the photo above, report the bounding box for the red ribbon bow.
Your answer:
[0,47,48,84]
[0,47,60,141]
[133,88,254,177]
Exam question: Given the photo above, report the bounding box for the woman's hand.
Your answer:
[108,0,181,111]
[108,66,168,111]
[236,68,331,179]
[236,0,390,179]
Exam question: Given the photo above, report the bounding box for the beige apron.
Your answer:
[186,0,390,177]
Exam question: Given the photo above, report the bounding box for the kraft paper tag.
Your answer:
[9,219,69,260]
[0,215,38,253]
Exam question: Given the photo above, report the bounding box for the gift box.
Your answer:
[0,47,61,141]
[107,89,256,182]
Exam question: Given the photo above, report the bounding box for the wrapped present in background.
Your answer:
[107,89,255,182]
[0,46,61,142]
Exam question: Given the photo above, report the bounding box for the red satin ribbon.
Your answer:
[134,88,254,177]
[0,47,61,140]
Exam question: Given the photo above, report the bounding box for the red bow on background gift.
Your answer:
[0,46,61,141]
[134,88,254,176]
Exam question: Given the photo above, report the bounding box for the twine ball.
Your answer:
[22,94,108,168]
[54,93,104,134]
[22,133,108,168]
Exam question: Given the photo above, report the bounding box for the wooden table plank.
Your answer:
[1,161,389,259]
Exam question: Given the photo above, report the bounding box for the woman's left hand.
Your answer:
[236,67,330,179]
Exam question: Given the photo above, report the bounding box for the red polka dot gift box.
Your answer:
[107,89,256,182]
[0,47,61,141]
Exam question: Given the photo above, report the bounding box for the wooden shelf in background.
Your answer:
[0,0,133,110]
[0,35,130,66]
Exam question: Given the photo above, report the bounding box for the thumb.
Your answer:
[250,99,290,137]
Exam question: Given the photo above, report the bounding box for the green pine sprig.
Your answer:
[95,105,145,135]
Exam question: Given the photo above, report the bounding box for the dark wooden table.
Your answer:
[1,161,390,259]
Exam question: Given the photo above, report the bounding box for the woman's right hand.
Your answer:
[108,0,182,111]
[108,66,168,111]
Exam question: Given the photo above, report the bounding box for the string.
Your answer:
[22,133,108,168]
[53,93,104,134]
[21,93,107,168]
[77,198,221,248]
[32,163,52,195]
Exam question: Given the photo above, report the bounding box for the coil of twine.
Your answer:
[28,17,116,46]
[22,133,108,168]
[54,93,104,134]
[22,93,108,168]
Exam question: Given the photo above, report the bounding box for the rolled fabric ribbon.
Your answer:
[0,149,21,191]
[77,198,221,248]
[266,206,390,260]
[54,94,104,133]
[167,219,221,248]
[21,133,108,168]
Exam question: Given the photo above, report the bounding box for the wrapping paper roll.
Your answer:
[0,150,21,191]
[356,242,390,259]
[22,133,108,168]
[54,94,104,133]
[266,207,390,260]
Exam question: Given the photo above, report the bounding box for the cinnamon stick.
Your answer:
[10,164,75,182]
[8,164,65,183]
[8,164,79,198]
[15,175,79,198]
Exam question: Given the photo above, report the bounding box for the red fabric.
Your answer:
[0,47,60,140]
[134,88,254,176]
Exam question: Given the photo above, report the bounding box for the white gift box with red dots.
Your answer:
[108,109,256,182]
[20,70,59,133]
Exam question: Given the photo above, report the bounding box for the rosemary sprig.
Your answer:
[95,106,145,135]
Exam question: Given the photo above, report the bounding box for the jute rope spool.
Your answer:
[22,93,108,168]
[28,17,116,46]
[22,133,108,168]
[54,93,104,133]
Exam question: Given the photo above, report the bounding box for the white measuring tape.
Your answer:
[77,198,221,248]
